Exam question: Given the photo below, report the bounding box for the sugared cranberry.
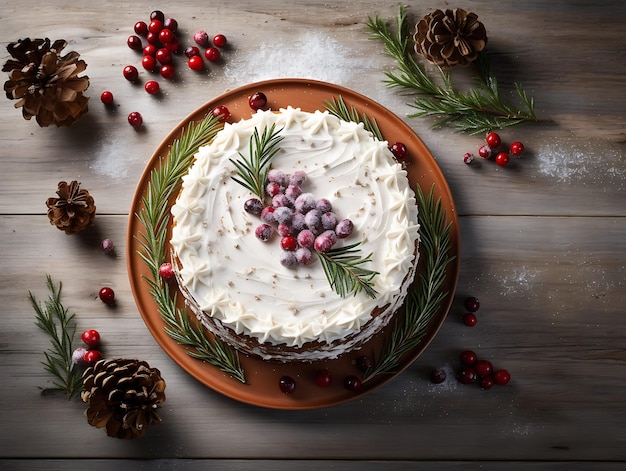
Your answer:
[297,230,315,249]
[101,238,114,253]
[463,312,478,327]
[485,132,501,148]
[495,152,510,167]
[266,181,281,197]
[212,105,230,122]
[84,349,102,364]
[145,80,160,95]
[280,236,298,251]
[185,46,200,57]
[81,329,101,347]
[204,47,220,62]
[143,44,157,56]
[457,367,477,384]
[344,375,362,391]
[127,35,143,51]
[464,296,480,312]
[156,48,172,65]
[142,55,157,72]
[295,247,313,265]
[260,206,275,223]
[123,65,139,82]
[493,369,511,385]
[478,145,492,159]
[280,251,297,267]
[194,30,210,46]
[160,64,175,80]
[463,152,474,164]
[163,18,178,32]
[128,111,143,127]
[134,21,148,36]
[430,368,447,384]
[150,10,165,22]
[100,90,114,105]
[480,376,494,390]
[459,350,477,366]
[187,55,204,71]
[244,198,264,215]
[212,34,227,47]
[159,262,176,281]
[390,142,408,162]
[510,141,525,157]
[98,287,115,305]
[314,230,337,253]
[148,19,163,34]
[355,355,372,372]
[279,376,296,394]
[255,224,274,242]
[315,370,332,387]
[249,91,268,110]
[475,360,493,377]
[335,219,353,238]
[158,28,175,45]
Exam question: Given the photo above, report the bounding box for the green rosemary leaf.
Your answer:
[362,184,456,382]
[324,96,384,141]
[317,242,379,299]
[29,275,83,399]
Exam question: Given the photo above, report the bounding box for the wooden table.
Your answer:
[1,1,625,469]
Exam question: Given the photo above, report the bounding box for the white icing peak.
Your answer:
[170,107,419,349]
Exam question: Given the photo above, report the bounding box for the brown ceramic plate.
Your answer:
[127,79,459,410]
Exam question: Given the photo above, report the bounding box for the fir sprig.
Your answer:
[366,6,546,134]
[229,124,284,200]
[362,184,456,382]
[135,114,247,384]
[29,275,84,399]
[318,243,379,299]
[325,96,384,141]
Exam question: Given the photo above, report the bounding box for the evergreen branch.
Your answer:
[324,96,384,141]
[317,242,379,299]
[367,6,548,134]
[229,124,284,200]
[362,184,456,382]
[135,113,247,383]
[29,275,84,399]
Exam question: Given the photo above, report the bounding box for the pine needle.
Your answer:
[325,96,384,141]
[318,243,379,299]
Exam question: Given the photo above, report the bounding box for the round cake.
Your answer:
[170,106,419,361]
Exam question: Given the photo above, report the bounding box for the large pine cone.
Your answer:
[45,180,96,235]
[413,9,487,67]
[82,358,166,440]
[2,38,89,127]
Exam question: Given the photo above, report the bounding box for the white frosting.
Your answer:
[170,107,419,354]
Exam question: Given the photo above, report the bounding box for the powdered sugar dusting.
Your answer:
[499,265,538,296]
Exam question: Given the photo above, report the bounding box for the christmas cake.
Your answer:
[170,107,419,361]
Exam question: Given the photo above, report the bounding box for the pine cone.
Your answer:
[81,358,166,440]
[2,38,89,127]
[413,9,487,67]
[46,180,96,235]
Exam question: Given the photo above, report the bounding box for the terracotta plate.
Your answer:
[127,79,459,410]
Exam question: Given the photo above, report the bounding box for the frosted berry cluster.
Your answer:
[245,169,354,267]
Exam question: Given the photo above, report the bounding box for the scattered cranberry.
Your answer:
[355,355,371,372]
[315,370,332,387]
[459,350,477,366]
[485,132,501,148]
[390,142,408,162]
[194,30,210,46]
[81,329,101,347]
[187,55,204,71]
[510,141,525,157]
[165,38,180,53]
[212,34,227,47]
[148,19,163,34]
[158,28,175,45]
[495,152,510,167]
[143,44,157,56]
[100,91,114,105]
[464,296,480,312]
[493,369,511,385]
[475,359,493,377]
[146,32,160,45]
[127,35,143,51]
[430,368,447,384]
[156,48,172,64]
[463,152,474,164]
[279,376,296,394]
[84,349,102,364]
[142,55,157,72]
[160,64,175,80]
[150,10,165,22]
[159,262,176,281]
[249,92,268,110]
[145,80,160,95]
[457,366,477,384]
[163,17,178,32]
[204,47,220,61]
[478,145,492,159]
[134,21,149,36]
[463,312,478,327]
[98,287,115,305]
[185,46,200,58]
[344,375,362,391]
[123,65,139,82]
[212,105,230,122]
[480,376,494,390]
[128,111,143,127]
[101,238,115,253]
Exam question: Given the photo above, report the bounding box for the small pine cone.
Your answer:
[82,358,166,440]
[413,9,487,67]
[46,180,96,235]
[2,38,89,127]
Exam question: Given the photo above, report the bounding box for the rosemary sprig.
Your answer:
[135,114,247,384]
[318,243,379,299]
[29,275,84,399]
[366,6,546,134]
[362,184,456,382]
[229,123,284,200]
[325,96,384,141]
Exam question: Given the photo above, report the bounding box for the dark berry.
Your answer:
[123,65,138,82]
[315,370,332,387]
[244,198,263,215]
[459,350,477,366]
[128,111,143,127]
[279,376,296,394]
[212,105,230,122]
[390,142,408,162]
[456,367,477,384]
[355,355,372,372]
[100,91,114,105]
[249,91,268,110]
[185,46,200,57]
[165,38,180,53]
[160,64,175,80]
[156,48,172,65]
[430,368,447,384]
[127,35,143,51]
[142,55,157,72]
[150,10,165,22]
[475,360,493,377]
[493,369,511,385]
[163,18,178,32]
[464,296,480,312]
[134,21,148,36]
[146,32,160,45]
[344,375,362,391]
[98,287,115,305]
[480,376,494,390]
[463,312,478,327]
[204,47,220,62]
[212,34,227,47]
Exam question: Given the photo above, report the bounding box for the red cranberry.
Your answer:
[279,376,296,394]
[134,21,148,36]
[475,360,493,377]
[430,368,446,384]
[145,80,160,95]
[459,350,477,366]
[480,376,494,390]
[204,47,220,61]
[249,92,268,110]
[127,35,143,51]
[495,152,510,167]
[163,18,178,32]
[510,141,525,157]
[146,32,160,45]
[159,28,175,45]
[81,329,101,347]
[463,312,478,327]
[213,34,227,47]
[98,287,115,304]
[390,142,408,162]
[185,46,200,58]
[315,370,332,387]
[485,132,501,148]
[344,375,362,391]
[100,90,114,105]
[464,296,480,312]
[159,262,176,281]
[165,38,180,53]
[142,55,157,72]
[355,355,372,372]
[456,367,477,384]
[493,369,511,385]
[160,65,175,80]
[143,44,157,56]
[122,65,138,82]
[128,111,143,127]
[188,55,204,71]
[84,349,102,364]
[156,48,172,65]
[212,105,230,122]
[280,236,298,251]
[150,10,165,22]
[148,19,163,34]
